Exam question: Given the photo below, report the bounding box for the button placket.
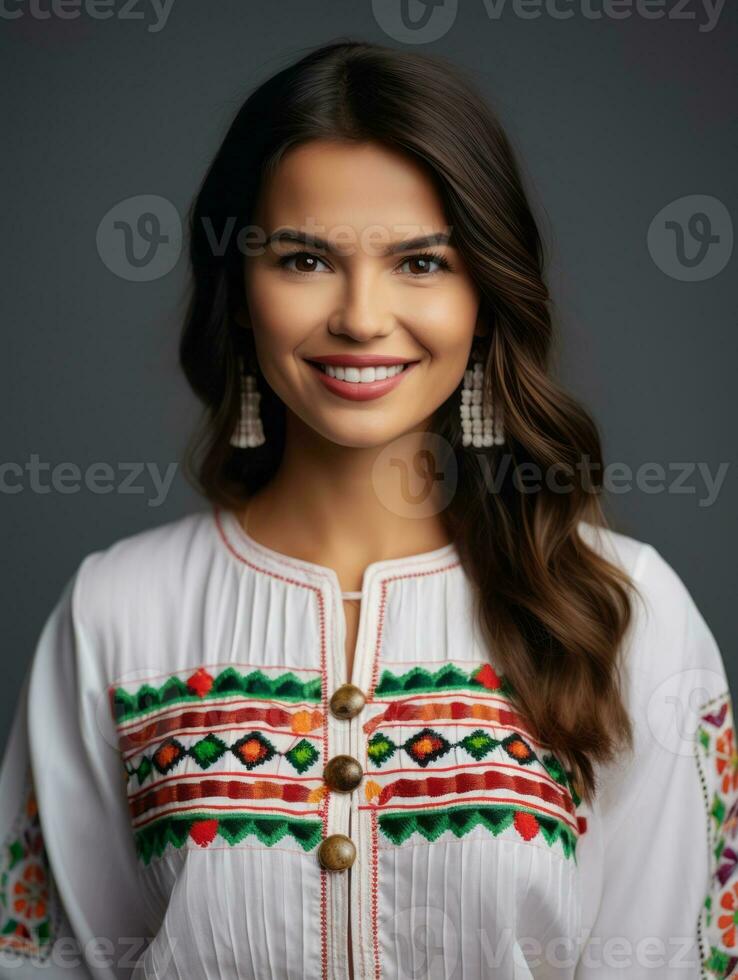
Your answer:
[324,754,364,793]
[322,574,375,980]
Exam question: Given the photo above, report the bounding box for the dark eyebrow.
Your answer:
[265,229,453,255]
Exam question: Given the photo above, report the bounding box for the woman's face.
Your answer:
[241,138,484,449]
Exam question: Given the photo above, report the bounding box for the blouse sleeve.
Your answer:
[574,543,738,979]
[0,564,150,979]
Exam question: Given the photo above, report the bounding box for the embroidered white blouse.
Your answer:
[0,506,736,980]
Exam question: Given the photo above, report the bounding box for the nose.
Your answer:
[327,269,394,342]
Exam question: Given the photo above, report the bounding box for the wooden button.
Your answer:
[323,754,363,792]
[317,833,356,871]
[329,683,367,720]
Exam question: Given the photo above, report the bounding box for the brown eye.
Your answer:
[294,254,318,272]
[399,252,451,276]
[279,252,329,274]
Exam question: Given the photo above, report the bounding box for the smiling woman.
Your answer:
[0,38,735,980]
[238,137,483,439]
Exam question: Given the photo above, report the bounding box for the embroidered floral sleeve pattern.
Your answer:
[0,766,60,959]
[697,689,738,978]
[109,663,328,865]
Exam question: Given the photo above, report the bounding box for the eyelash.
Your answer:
[277,250,453,277]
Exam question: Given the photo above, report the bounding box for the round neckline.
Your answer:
[215,504,459,588]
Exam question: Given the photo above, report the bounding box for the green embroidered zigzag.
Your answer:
[374,663,515,698]
[377,803,578,860]
[134,811,324,865]
[112,667,322,723]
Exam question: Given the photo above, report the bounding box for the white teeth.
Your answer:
[319,363,407,382]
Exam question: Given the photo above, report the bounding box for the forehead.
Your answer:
[254,139,448,233]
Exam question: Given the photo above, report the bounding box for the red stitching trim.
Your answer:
[321,807,328,980]
[371,809,380,979]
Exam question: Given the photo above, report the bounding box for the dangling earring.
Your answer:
[460,349,505,448]
[230,355,265,448]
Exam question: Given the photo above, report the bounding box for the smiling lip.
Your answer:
[308,354,419,367]
[304,354,420,402]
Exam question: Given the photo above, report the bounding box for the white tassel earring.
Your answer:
[460,350,505,448]
[230,356,265,449]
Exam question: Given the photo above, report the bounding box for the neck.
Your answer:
[240,410,453,579]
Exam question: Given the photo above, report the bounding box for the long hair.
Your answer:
[179,39,637,804]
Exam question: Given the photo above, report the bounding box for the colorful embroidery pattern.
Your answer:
[697,690,738,978]
[111,665,322,724]
[373,661,515,699]
[125,730,321,786]
[377,803,578,858]
[134,812,324,866]
[0,768,59,958]
[362,661,584,861]
[109,664,327,865]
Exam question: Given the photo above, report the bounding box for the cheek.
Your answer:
[406,284,479,359]
[246,270,320,355]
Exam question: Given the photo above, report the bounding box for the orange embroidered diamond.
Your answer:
[404,728,451,768]
[231,732,276,770]
[152,738,186,775]
[501,733,536,765]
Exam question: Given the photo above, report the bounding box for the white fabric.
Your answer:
[0,506,734,979]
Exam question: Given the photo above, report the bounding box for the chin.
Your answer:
[311,419,417,451]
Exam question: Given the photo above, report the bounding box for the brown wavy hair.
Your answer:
[179,39,638,804]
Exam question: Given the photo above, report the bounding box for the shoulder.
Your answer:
[579,520,728,732]
[70,507,218,634]
[578,519,714,647]
[576,519,650,579]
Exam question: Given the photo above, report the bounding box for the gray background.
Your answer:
[1,0,736,754]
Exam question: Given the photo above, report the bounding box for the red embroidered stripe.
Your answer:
[129,776,325,820]
[375,767,577,816]
[119,704,324,752]
[363,696,529,737]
